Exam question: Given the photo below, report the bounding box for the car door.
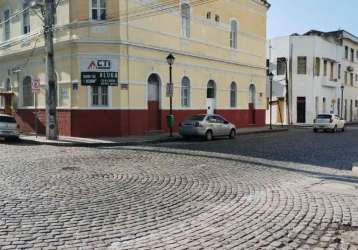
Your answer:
[215,115,230,136]
[206,115,219,135]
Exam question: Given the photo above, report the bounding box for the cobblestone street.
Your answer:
[0,128,358,249]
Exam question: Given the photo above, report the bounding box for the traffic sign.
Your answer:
[32,78,40,93]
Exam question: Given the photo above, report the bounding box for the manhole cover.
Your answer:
[62,167,80,171]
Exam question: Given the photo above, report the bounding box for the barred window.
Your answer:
[181,77,190,107]
[91,86,108,106]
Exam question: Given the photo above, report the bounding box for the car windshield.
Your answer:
[316,115,331,119]
[0,116,16,123]
[187,115,206,121]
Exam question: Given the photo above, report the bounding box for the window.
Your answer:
[351,48,354,62]
[356,74,358,82]
[351,73,354,86]
[181,3,190,38]
[91,86,108,106]
[345,46,349,59]
[355,100,358,108]
[23,2,30,34]
[356,50,358,60]
[330,62,334,80]
[322,97,326,114]
[22,76,33,107]
[215,14,220,22]
[314,57,320,76]
[297,57,307,74]
[181,77,190,107]
[207,80,215,98]
[91,0,106,21]
[206,11,211,19]
[315,97,319,115]
[344,71,348,85]
[338,64,341,79]
[323,60,327,76]
[277,57,286,75]
[230,82,237,107]
[4,9,10,41]
[229,20,238,49]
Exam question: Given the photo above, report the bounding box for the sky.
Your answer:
[267,0,358,38]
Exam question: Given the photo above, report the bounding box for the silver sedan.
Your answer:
[179,114,237,140]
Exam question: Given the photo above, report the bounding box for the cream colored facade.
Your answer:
[0,0,269,136]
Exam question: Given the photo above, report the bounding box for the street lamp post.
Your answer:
[268,72,274,130]
[166,53,175,137]
[341,85,344,119]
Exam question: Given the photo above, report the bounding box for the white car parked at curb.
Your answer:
[0,114,20,140]
[313,114,345,133]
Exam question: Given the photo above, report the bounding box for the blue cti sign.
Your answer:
[80,56,119,86]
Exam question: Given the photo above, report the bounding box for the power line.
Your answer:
[0,0,220,49]
[0,6,32,26]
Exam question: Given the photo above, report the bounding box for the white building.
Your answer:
[266,30,358,125]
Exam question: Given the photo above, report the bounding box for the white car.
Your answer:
[0,114,20,140]
[313,114,345,133]
[179,114,237,140]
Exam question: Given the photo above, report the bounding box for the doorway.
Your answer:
[297,97,306,123]
[248,84,256,124]
[147,74,161,131]
[206,80,216,114]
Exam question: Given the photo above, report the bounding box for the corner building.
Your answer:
[0,0,269,137]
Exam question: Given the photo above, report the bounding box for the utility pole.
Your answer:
[44,0,58,140]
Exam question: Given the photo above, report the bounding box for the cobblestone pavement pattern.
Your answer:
[0,130,358,249]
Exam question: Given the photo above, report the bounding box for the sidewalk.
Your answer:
[19,126,288,147]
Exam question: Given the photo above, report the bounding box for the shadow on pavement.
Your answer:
[97,145,358,185]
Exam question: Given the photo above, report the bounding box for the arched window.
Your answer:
[230,20,238,49]
[249,84,256,106]
[207,80,216,99]
[230,82,237,107]
[181,3,190,38]
[23,76,33,107]
[181,76,190,107]
[5,78,11,91]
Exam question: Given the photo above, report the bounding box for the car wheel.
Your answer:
[229,129,236,139]
[313,128,318,133]
[332,126,337,133]
[205,130,213,141]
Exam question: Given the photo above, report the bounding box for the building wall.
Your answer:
[267,33,358,125]
[0,0,268,137]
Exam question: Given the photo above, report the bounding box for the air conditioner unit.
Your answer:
[347,66,354,72]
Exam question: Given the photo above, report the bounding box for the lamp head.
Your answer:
[268,72,274,81]
[166,53,175,66]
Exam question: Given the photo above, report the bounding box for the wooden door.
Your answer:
[248,103,256,124]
